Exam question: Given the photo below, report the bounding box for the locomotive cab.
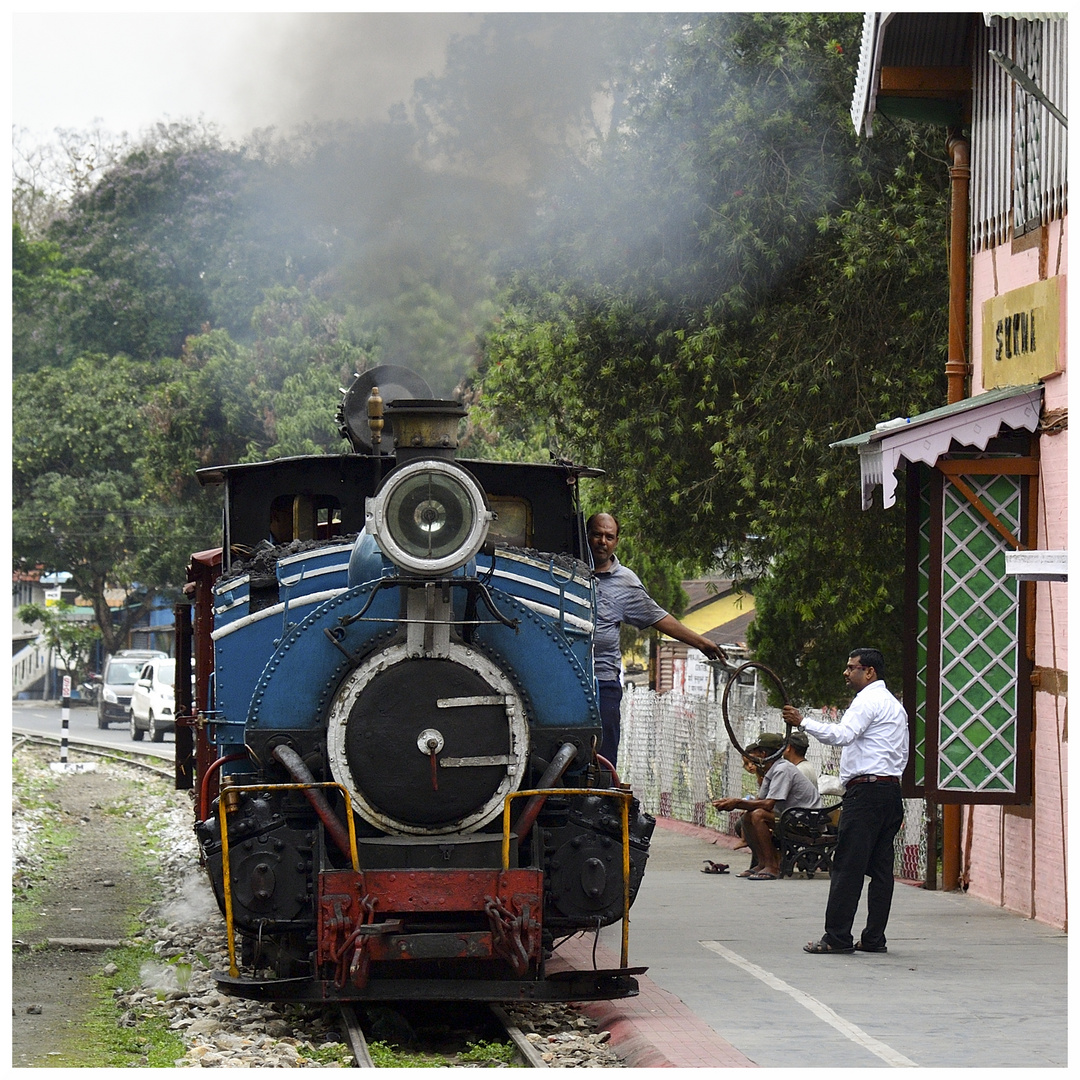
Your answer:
[181,372,654,1003]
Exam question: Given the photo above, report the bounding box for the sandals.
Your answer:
[855,940,888,953]
[745,870,779,880]
[701,861,730,874]
[803,938,854,954]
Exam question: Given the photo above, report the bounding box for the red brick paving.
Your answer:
[553,817,757,1069]
[554,934,756,1068]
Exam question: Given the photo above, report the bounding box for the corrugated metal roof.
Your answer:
[830,383,1043,510]
[853,12,1067,136]
[985,13,1069,23]
[850,12,885,137]
[851,11,976,136]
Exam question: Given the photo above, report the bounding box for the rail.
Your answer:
[11,730,175,780]
[339,1004,374,1067]
[337,1003,546,1068]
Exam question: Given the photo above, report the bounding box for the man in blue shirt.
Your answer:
[587,513,727,768]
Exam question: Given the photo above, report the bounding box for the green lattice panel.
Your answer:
[913,469,931,788]
[937,475,1021,793]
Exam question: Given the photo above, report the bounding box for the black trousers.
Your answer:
[822,780,904,950]
[597,679,623,769]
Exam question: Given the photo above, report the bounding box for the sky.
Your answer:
[11,10,485,143]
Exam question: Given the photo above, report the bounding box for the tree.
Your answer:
[16,602,101,687]
[245,286,374,457]
[12,123,133,238]
[12,356,183,655]
[476,12,950,703]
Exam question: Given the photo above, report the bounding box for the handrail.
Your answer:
[217,781,360,978]
[500,786,633,970]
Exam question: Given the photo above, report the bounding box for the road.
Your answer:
[11,701,176,762]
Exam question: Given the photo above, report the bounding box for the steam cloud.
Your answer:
[226,14,640,394]
[228,13,484,133]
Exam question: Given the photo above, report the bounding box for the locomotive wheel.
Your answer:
[130,711,144,741]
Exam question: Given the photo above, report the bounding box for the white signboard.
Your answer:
[685,650,720,700]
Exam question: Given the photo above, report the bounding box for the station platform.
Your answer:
[557,817,1067,1069]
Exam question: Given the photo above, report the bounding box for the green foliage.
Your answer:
[12,222,90,373]
[458,1039,522,1065]
[745,516,907,703]
[15,601,101,682]
[244,286,374,458]
[479,12,949,704]
[363,1039,520,1068]
[75,951,189,1068]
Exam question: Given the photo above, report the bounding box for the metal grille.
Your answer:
[972,16,1068,252]
[619,686,928,880]
[937,475,1022,792]
[1013,21,1043,234]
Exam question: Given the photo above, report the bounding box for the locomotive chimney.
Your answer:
[383,399,467,464]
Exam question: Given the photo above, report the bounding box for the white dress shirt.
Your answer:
[800,680,909,786]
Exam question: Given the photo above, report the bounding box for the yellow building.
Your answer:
[647,578,755,695]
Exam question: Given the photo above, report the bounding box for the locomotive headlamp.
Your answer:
[367,459,492,576]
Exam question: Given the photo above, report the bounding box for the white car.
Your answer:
[129,657,176,742]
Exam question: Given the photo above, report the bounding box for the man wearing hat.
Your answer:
[711,732,823,879]
[784,728,818,790]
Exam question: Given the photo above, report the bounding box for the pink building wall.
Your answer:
[964,219,1067,929]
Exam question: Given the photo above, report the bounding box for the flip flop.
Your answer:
[745,870,779,880]
[803,938,854,954]
[701,861,730,874]
[855,940,888,953]
[736,867,760,878]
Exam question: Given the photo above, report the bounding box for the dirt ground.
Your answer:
[11,754,168,1067]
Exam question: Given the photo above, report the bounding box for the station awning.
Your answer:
[831,383,1043,510]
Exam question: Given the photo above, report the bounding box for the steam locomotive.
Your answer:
[173,365,654,1003]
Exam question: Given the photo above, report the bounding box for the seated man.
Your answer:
[784,728,818,789]
[712,732,823,879]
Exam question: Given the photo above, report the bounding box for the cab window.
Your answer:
[270,494,343,544]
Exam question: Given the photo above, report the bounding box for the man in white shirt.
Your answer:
[782,647,909,954]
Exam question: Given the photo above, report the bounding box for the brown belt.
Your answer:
[846,774,900,786]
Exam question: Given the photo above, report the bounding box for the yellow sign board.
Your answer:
[981,276,1063,388]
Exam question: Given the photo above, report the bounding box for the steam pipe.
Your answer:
[514,742,579,843]
[270,744,355,862]
[200,753,248,821]
[596,753,621,787]
[368,386,383,485]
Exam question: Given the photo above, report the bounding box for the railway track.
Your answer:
[11,729,174,780]
[12,732,620,1068]
[337,1002,549,1068]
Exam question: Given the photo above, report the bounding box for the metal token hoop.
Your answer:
[719,661,792,764]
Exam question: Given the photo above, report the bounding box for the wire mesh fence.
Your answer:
[618,682,929,881]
